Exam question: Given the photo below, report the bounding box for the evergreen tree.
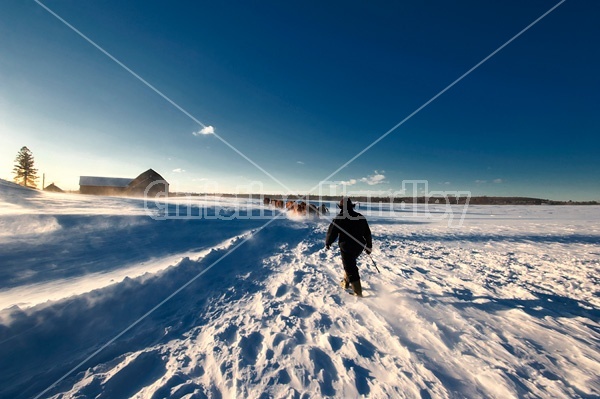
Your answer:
[13,146,39,188]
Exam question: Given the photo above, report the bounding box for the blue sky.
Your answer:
[1,1,598,200]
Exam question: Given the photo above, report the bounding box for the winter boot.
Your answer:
[350,280,363,297]
[340,274,350,289]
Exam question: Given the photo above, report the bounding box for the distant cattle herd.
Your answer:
[263,198,329,217]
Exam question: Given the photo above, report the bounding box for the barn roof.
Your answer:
[79,176,133,187]
[128,169,168,189]
[44,183,64,193]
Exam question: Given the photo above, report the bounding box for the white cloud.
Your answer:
[360,171,386,185]
[493,178,503,184]
[340,179,357,186]
[350,189,393,196]
[475,180,487,184]
[297,161,304,164]
[193,125,215,136]
[337,171,386,187]
[172,168,185,173]
[444,181,451,185]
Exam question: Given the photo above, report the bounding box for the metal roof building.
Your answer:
[79,169,168,197]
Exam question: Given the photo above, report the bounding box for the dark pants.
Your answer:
[341,251,361,282]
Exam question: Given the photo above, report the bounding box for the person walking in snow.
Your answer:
[325,198,373,296]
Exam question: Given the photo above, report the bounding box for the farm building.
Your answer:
[43,183,64,193]
[79,169,168,197]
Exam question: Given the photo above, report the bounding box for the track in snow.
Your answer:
[0,183,598,399]
[19,220,598,399]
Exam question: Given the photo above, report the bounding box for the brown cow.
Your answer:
[297,202,307,215]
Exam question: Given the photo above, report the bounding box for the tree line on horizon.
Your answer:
[8,146,598,204]
[172,192,598,205]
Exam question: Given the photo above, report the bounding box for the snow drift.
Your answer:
[0,179,598,398]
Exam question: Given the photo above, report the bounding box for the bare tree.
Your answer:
[13,146,39,188]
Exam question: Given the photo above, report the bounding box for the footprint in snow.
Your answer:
[293,270,306,284]
[327,335,343,352]
[352,336,378,359]
[314,313,333,332]
[309,347,338,396]
[215,323,238,345]
[289,303,316,318]
[238,331,264,367]
[342,357,373,396]
[274,284,289,298]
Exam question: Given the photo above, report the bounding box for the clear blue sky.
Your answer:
[1,0,598,200]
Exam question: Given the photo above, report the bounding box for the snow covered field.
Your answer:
[0,179,598,399]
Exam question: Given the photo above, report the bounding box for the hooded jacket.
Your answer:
[326,200,372,256]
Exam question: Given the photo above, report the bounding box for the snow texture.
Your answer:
[0,179,598,398]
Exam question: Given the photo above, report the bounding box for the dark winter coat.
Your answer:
[326,209,373,257]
